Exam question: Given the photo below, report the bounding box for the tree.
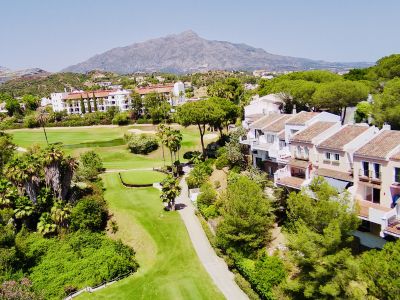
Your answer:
[130,92,143,119]
[354,101,372,123]
[0,132,16,172]
[124,133,158,154]
[176,99,224,155]
[207,78,244,104]
[312,80,369,122]
[283,178,361,299]
[80,95,86,114]
[21,94,39,111]
[35,107,50,145]
[70,197,108,231]
[165,128,182,164]
[4,97,21,117]
[216,175,273,256]
[372,78,400,129]
[156,124,168,166]
[208,97,239,135]
[160,175,181,211]
[143,92,171,123]
[78,150,103,181]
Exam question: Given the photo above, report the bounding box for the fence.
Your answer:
[64,272,133,300]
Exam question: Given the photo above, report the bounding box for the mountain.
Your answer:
[0,67,49,84]
[63,30,373,74]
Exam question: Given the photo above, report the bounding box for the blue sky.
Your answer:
[1,0,399,71]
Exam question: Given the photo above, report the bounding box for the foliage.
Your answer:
[186,160,213,189]
[216,175,273,256]
[21,95,40,111]
[160,175,181,211]
[237,255,286,300]
[124,133,158,154]
[77,150,103,181]
[70,197,108,231]
[207,78,244,104]
[112,112,130,125]
[354,101,372,123]
[23,114,39,128]
[0,132,16,172]
[197,183,219,219]
[283,177,361,299]
[16,231,137,299]
[143,92,171,123]
[0,278,41,300]
[372,77,400,129]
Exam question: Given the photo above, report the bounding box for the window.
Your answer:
[334,153,340,161]
[373,163,381,179]
[395,168,400,183]
[297,146,302,156]
[365,186,380,204]
[279,141,286,150]
[325,152,331,160]
[304,147,309,156]
[362,161,369,177]
[267,134,275,143]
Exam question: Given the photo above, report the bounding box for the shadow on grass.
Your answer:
[63,138,125,149]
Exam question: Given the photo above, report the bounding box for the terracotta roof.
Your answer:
[285,111,319,125]
[135,84,173,95]
[262,114,292,132]
[249,113,282,130]
[316,168,353,182]
[318,125,369,151]
[278,130,285,140]
[276,176,304,189]
[354,130,400,159]
[291,121,337,144]
[390,150,400,161]
[288,158,310,169]
[63,90,113,100]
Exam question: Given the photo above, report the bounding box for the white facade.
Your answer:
[243,94,283,128]
[173,81,186,105]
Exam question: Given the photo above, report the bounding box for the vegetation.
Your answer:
[160,175,182,211]
[124,133,159,154]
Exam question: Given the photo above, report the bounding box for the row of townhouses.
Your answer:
[240,108,400,247]
[45,82,186,115]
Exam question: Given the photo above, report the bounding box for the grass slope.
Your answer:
[8,125,203,170]
[119,170,166,185]
[78,173,223,300]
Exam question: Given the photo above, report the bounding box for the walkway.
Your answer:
[175,171,248,300]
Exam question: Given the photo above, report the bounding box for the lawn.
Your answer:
[119,170,166,185]
[78,173,224,300]
[7,125,207,170]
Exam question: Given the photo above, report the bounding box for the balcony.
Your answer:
[295,152,309,161]
[239,136,256,146]
[358,169,382,184]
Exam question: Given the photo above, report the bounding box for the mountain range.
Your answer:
[63,30,373,74]
[0,67,49,84]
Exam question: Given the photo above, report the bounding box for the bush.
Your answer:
[199,204,219,219]
[23,114,39,128]
[183,151,202,162]
[77,150,103,181]
[136,117,153,124]
[70,197,108,231]
[197,183,217,207]
[186,161,213,189]
[112,112,130,125]
[124,133,158,154]
[215,153,229,170]
[234,271,261,300]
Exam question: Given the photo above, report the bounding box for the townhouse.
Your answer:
[353,129,400,239]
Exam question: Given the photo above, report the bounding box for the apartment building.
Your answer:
[353,129,400,239]
[50,90,131,114]
[242,94,283,128]
[135,82,185,106]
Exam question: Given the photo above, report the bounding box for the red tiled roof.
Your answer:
[354,130,400,159]
[285,111,319,125]
[316,168,353,182]
[291,121,337,144]
[318,125,369,151]
[135,84,174,95]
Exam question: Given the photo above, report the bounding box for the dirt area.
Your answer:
[267,223,287,255]
[209,167,228,192]
[203,133,218,140]
[128,128,156,134]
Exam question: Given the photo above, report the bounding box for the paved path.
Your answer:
[175,172,248,300]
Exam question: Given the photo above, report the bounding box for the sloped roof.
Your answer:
[249,113,282,130]
[290,121,337,144]
[318,125,369,151]
[354,130,400,159]
[285,111,319,125]
[262,114,293,132]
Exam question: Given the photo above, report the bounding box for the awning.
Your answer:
[323,177,350,193]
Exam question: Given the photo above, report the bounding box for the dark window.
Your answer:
[373,188,380,204]
[362,161,369,177]
[395,168,400,183]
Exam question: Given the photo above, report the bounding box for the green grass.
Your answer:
[78,173,224,300]
[7,125,207,170]
[119,170,166,185]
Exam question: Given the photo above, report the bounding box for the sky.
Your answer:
[1,0,399,72]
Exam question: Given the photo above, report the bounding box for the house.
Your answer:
[50,89,131,114]
[275,121,341,190]
[353,128,400,239]
[135,82,185,106]
[243,94,283,129]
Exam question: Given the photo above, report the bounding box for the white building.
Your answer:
[50,89,131,114]
[243,94,283,128]
[172,81,186,105]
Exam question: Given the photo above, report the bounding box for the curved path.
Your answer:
[176,170,248,300]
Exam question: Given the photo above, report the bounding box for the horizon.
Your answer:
[1,0,399,72]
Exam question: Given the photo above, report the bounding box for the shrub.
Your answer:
[125,133,158,154]
[200,204,218,219]
[215,153,229,170]
[70,197,108,231]
[186,162,213,189]
[112,112,130,125]
[23,114,39,128]
[197,183,217,207]
[77,151,103,181]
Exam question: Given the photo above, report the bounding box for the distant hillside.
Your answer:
[0,67,49,84]
[0,73,89,97]
[63,30,373,74]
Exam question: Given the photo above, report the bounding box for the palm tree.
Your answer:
[36,107,50,146]
[51,201,71,231]
[165,129,182,164]
[156,124,168,166]
[160,175,181,211]
[37,212,57,236]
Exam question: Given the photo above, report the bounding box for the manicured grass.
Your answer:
[119,170,166,185]
[78,173,224,300]
[7,125,206,170]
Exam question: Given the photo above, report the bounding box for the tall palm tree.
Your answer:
[36,107,50,146]
[156,124,168,166]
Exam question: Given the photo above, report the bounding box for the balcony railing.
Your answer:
[295,153,309,161]
[359,169,382,184]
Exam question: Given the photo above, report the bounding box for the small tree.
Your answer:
[35,107,49,145]
[160,175,181,211]
[78,150,103,181]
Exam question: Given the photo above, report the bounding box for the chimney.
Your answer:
[382,123,391,131]
[292,104,297,115]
